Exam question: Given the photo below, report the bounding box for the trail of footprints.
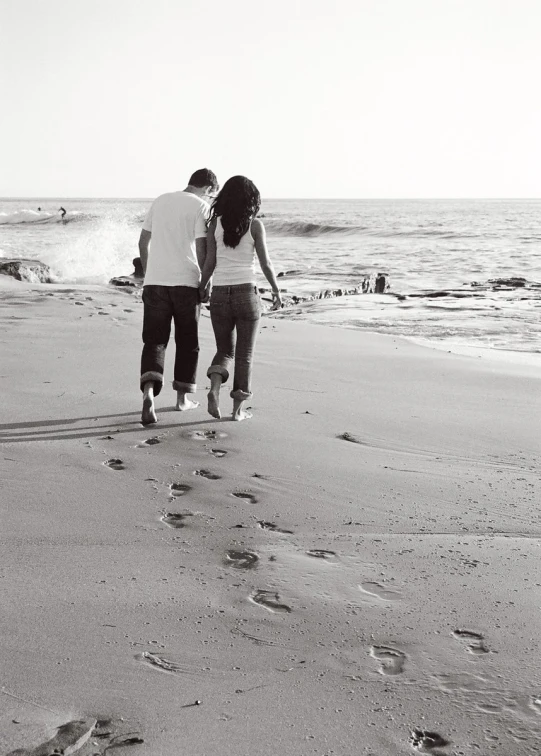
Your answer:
[101,427,490,754]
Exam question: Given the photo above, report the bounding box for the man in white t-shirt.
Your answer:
[138,168,218,425]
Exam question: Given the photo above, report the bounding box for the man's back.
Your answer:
[142,191,208,287]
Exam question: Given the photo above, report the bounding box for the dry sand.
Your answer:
[1,278,540,755]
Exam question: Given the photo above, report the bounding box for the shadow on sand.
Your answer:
[0,408,225,444]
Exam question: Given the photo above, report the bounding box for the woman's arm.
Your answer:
[252,219,282,310]
[199,219,218,294]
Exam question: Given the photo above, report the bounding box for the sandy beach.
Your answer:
[1,277,540,755]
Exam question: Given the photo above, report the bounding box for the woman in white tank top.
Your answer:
[199,176,282,421]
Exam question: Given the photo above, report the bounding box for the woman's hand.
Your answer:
[271,290,283,310]
[199,283,211,304]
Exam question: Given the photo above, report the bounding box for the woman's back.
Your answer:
[213,218,256,286]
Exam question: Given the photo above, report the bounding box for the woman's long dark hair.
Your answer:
[208,175,261,248]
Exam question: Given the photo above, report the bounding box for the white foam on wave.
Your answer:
[42,215,137,284]
[0,209,83,225]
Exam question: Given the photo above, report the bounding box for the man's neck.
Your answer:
[184,185,204,197]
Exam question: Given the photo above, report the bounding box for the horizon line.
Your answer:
[2,196,541,202]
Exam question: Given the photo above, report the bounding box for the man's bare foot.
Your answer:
[141,382,158,424]
[232,398,252,421]
[176,391,200,411]
[142,396,157,425]
[207,390,221,419]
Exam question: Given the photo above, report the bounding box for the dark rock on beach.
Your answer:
[0,259,53,284]
[263,272,390,306]
[109,276,139,287]
[110,257,144,287]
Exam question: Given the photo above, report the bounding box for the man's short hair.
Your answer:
[188,168,218,191]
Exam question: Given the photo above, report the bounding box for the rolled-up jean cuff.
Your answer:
[230,389,252,400]
[207,365,229,383]
[172,380,197,393]
[140,371,163,391]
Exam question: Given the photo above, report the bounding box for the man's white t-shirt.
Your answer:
[142,191,209,287]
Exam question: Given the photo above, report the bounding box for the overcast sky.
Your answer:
[1,0,540,198]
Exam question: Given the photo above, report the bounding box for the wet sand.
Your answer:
[1,278,541,755]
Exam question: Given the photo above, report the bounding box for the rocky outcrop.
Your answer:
[0,258,53,283]
[407,278,541,299]
[262,273,389,305]
[110,257,144,287]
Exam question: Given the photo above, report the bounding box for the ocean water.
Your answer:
[1,197,540,356]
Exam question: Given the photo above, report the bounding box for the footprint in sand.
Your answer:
[91,719,144,752]
[136,651,185,674]
[452,629,490,655]
[307,549,336,559]
[250,590,291,613]
[187,429,228,441]
[370,645,407,675]
[169,482,192,497]
[210,448,228,458]
[104,458,125,470]
[225,549,259,569]
[6,718,97,756]
[232,491,258,503]
[161,512,191,528]
[409,729,450,752]
[194,468,222,480]
[337,431,364,444]
[258,521,294,534]
[359,581,402,601]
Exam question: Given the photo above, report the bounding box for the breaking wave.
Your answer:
[0,209,91,225]
[263,218,484,240]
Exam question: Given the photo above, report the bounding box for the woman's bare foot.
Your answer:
[207,390,221,419]
[142,383,157,425]
[232,398,252,421]
[207,374,222,419]
[176,391,199,411]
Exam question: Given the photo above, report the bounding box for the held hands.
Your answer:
[271,290,283,311]
[199,283,211,304]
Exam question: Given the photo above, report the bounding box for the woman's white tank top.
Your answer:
[213,218,256,286]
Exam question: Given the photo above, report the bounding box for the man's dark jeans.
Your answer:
[140,285,200,397]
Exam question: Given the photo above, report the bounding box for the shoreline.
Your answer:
[3,274,541,370]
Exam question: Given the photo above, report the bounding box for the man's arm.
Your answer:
[196,237,207,274]
[139,229,152,275]
[199,220,217,291]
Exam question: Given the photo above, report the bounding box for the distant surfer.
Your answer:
[37,206,42,211]
[59,206,67,219]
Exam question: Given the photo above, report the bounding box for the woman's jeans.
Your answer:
[140,285,200,397]
[207,284,261,399]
